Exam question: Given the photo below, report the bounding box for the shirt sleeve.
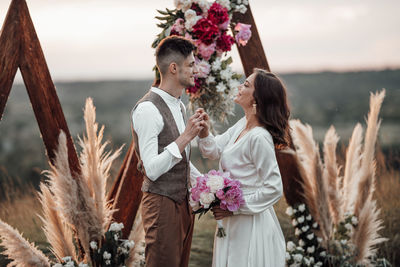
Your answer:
[235,132,283,215]
[132,102,182,181]
[198,117,245,160]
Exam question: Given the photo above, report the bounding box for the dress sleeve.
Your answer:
[198,117,244,160]
[236,132,283,215]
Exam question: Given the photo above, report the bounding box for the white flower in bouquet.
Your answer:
[344,223,353,231]
[103,251,112,260]
[299,239,305,247]
[287,241,296,251]
[217,0,231,10]
[184,9,201,31]
[312,222,318,228]
[220,68,232,81]
[174,0,193,12]
[235,4,247,14]
[297,246,304,252]
[114,234,119,241]
[216,82,226,93]
[297,216,305,223]
[206,75,216,85]
[301,225,309,232]
[306,214,312,221]
[351,216,358,226]
[307,246,315,254]
[197,59,211,78]
[340,239,347,245]
[298,204,306,212]
[292,218,298,226]
[197,0,212,14]
[199,191,215,208]
[228,78,240,90]
[123,240,135,249]
[315,262,323,267]
[303,257,310,266]
[206,174,225,193]
[109,222,124,232]
[307,233,314,240]
[309,256,314,264]
[293,253,303,262]
[90,241,98,250]
[320,251,326,257]
[105,260,111,265]
[295,228,301,236]
[211,58,222,71]
[317,237,323,243]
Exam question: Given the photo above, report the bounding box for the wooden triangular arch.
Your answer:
[0,0,305,240]
[0,0,80,177]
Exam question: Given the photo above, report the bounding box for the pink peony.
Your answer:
[234,23,252,46]
[216,31,235,52]
[207,2,229,29]
[192,18,219,45]
[190,175,209,201]
[197,41,216,60]
[196,58,211,78]
[170,18,185,35]
[219,180,245,212]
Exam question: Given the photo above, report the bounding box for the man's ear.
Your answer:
[169,62,178,75]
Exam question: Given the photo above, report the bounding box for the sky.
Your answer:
[1,0,399,81]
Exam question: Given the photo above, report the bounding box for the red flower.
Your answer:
[186,78,202,94]
[192,18,219,45]
[207,2,229,28]
[216,31,235,52]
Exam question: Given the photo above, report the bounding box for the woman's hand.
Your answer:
[195,108,210,138]
[211,206,233,220]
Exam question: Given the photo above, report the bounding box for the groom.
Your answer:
[131,36,204,267]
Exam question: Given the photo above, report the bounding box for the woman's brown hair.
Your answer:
[253,69,290,148]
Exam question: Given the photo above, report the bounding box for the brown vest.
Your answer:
[131,90,190,203]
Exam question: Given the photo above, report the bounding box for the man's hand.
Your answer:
[195,108,210,138]
[175,112,205,152]
[211,206,233,220]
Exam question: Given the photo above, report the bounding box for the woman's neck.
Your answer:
[244,109,261,130]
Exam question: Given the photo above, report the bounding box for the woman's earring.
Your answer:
[252,103,257,114]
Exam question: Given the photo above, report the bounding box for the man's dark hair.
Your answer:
[155,36,196,75]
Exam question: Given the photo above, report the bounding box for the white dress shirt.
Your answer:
[132,87,201,187]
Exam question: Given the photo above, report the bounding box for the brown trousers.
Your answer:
[141,192,194,267]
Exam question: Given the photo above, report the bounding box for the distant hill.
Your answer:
[1,69,399,189]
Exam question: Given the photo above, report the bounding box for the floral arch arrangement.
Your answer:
[152,0,252,123]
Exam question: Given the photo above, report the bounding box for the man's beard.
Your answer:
[178,72,194,88]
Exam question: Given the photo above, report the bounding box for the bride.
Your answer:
[197,69,289,267]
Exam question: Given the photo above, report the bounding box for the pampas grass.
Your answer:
[290,90,387,265]
[0,219,50,267]
[126,205,146,267]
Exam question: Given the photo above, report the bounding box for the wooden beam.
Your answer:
[0,0,21,120]
[232,2,305,206]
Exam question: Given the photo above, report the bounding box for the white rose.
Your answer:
[184,11,201,31]
[299,239,305,247]
[200,192,215,208]
[206,175,224,193]
[351,216,358,226]
[287,241,296,251]
[306,214,312,221]
[307,233,314,240]
[286,206,294,216]
[216,82,226,93]
[298,204,306,212]
[293,253,303,262]
[90,241,97,250]
[292,219,298,226]
[297,216,305,223]
[307,246,315,253]
[197,0,212,14]
[109,222,124,232]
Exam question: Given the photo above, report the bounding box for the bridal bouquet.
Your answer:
[153,0,252,123]
[190,170,245,237]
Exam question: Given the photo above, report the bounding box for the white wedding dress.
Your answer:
[198,117,286,267]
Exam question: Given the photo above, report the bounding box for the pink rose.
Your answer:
[170,18,185,35]
[234,23,252,46]
[197,41,216,60]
